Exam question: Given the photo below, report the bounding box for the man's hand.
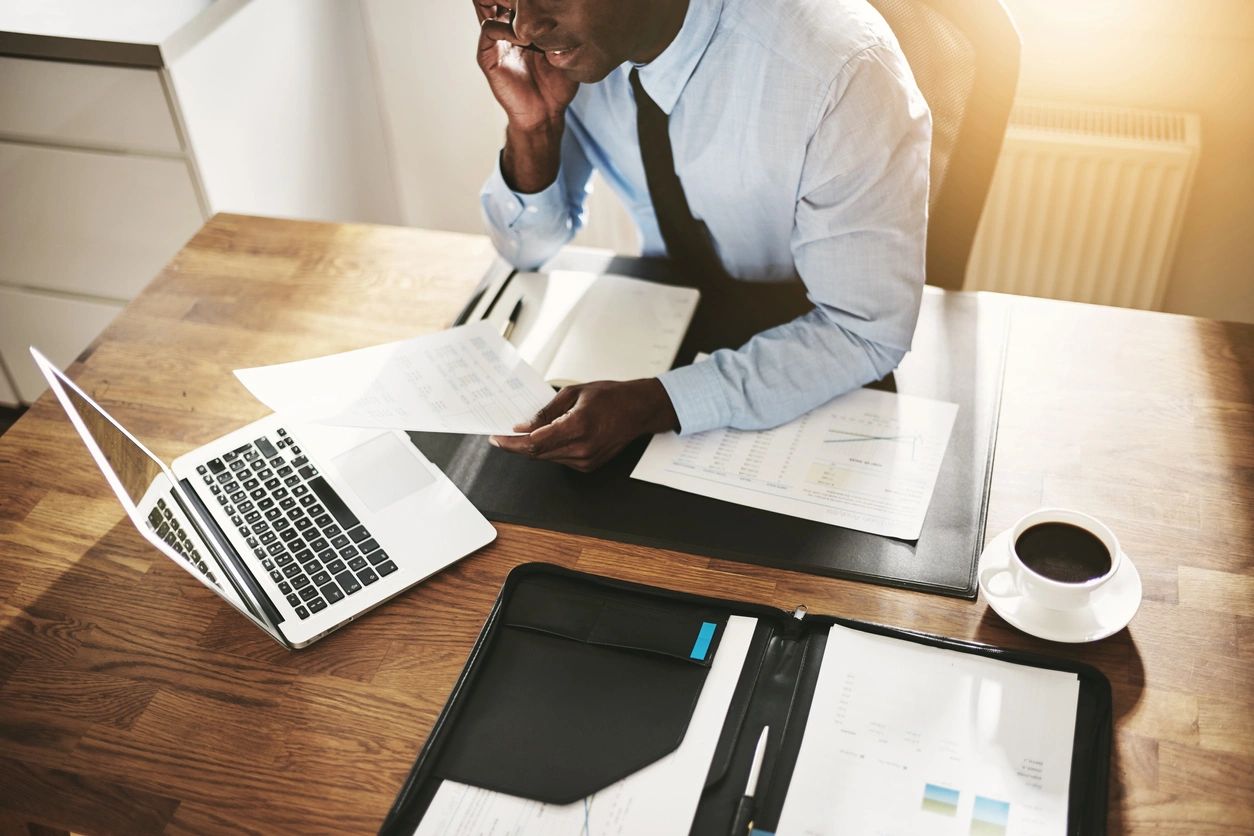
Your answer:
[474,2,578,192]
[490,379,680,472]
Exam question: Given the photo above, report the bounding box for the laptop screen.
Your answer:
[57,381,165,509]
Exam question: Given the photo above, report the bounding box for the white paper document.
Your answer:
[233,322,556,435]
[776,626,1080,836]
[631,386,959,539]
[413,615,758,836]
[482,271,700,387]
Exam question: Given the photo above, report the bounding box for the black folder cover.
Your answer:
[411,253,1008,598]
[380,564,1112,835]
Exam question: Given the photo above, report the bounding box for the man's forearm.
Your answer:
[501,117,566,194]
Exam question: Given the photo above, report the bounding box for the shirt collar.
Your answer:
[633,0,724,115]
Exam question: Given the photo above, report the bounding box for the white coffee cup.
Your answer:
[987,507,1122,610]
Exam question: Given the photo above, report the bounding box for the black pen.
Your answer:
[730,726,769,836]
[501,298,523,342]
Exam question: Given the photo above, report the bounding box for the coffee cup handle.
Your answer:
[979,560,1017,595]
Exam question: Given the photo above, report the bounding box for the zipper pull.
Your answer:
[792,605,807,620]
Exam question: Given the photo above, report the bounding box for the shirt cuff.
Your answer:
[658,360,733,436]
[482,151,568,231]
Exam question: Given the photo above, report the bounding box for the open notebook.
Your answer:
[487,271,700,387]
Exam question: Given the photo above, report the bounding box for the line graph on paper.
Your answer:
[824,428,923,462]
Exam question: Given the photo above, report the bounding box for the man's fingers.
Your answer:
[480,18,525,47]
[514,387,579,433]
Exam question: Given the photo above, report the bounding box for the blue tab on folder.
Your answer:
[690,621,717,661]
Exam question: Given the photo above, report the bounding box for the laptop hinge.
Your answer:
[176,477,286,629]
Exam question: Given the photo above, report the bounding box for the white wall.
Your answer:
[364,0,1253,322]
[361,0,637,251]
[1003,0,1254,323]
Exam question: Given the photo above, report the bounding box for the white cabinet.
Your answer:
[0,0,398,406]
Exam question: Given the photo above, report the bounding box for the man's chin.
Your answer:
[546,50,616,84]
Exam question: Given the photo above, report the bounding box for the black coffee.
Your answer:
[1014,522,1111,583]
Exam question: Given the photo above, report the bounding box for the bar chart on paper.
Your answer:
[632,387,959,539]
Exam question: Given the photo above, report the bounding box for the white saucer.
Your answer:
[978,528,1142,643]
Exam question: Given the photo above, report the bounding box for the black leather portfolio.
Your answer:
[410,253,1008,598]
[380,564,1112,835]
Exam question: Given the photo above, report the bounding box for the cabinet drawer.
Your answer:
[0,142,205,299]
[0,56,182,153]
[0,286,124,404]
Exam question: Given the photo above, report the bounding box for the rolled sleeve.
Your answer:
[479,124,595,270]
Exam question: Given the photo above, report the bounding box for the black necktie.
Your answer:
[629,68,728,281]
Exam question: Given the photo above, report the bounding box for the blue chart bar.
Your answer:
[971,796,1010,835]
[921,783,960,816]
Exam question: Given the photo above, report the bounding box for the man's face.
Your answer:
[508,0,661,83]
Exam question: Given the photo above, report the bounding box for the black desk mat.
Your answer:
[411,254,1008,598]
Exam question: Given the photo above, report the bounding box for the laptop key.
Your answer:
[293,575,311,589]
[295,518,313,531]
[282,563,302,579]
[245,510,262,524]
[279,497,296,510]
[305,559,323,574]
[286,593,301,607]
[308,476,360,529]
[273,487,289,500]
[275,554,294,567]
[347,526,370,543]
[366,549,390,566]
[299,585,320,601]
[358,568,378,585]
[262,558,275,570]
[325,558,346,574]
[208,458,226,473]
[299,494,316,507]
[202,474,214,485]
[242,478,259,490]
[258,497,274,510]
[311,570,331,586]
[279,581,292,594]
[360,538,380,554]
[335,571,361,595]
[348,555,368,571]
[292,485,309,497]
[277,465,293,477]
[254,437,279,459]
[341,545,359,559]
[295,605,310,620]
[330,534,350,549]
[298,465,318,480]
[313,514,332,528]
[320,583,345,604]
[376,560,399,577]
[269,569,284,583]
[266,543,284,557]
[308,597,327,613]
[292,455,308,467]
[295,550,316,565]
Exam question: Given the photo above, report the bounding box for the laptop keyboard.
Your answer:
[197,427,398,621]
[147,497,217,584]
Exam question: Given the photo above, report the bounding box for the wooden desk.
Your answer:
[1,214,1250,834]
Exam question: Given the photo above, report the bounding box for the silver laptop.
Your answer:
[32,347,496,649]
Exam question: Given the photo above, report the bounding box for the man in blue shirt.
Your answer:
[476,0,930,471]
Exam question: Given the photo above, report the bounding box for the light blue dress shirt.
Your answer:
[481,0,931,435]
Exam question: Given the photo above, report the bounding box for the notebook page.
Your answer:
[541,274,699,386]
[776,626,1079,836]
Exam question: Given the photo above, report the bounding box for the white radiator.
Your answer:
[965,99,1201,309]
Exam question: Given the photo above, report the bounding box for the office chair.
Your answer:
[867,0,1021,290]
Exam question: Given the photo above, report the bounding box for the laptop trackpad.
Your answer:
[333,433,434,513]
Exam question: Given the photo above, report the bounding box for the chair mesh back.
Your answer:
[869,0,976,207]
